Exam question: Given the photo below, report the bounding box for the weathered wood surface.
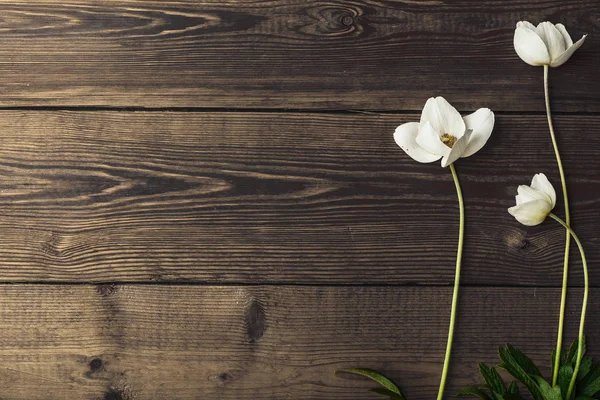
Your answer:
[0,111,596,285]
[0,1,597,111]
[0,1,598,399]
[0,285,594,400]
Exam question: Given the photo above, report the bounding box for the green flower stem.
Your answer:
[545,64,573,387]
[548,213,588,400]
[437,163,465,400]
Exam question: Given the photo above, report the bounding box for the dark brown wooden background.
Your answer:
[0,1,598,399]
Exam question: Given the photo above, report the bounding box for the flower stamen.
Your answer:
[441,133,457,148]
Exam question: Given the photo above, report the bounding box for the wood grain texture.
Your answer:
[0,0,597,111]
[0,111,597,285]
[0,285,595,400]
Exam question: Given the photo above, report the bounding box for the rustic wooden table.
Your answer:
[0,1,598,399]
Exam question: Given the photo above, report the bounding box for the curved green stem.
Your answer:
[545,65,573,387]
[548,213,588,400]
[437,163,465,400]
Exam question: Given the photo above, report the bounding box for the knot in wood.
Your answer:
[244,298,266,343]
[89,358,103,372]
[96,284,117,297]
[341,15,354,27]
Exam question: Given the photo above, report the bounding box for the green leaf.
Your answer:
[479,363,506,395]
[506,344,542,376]
[502,382,524,400]
[578,361,600,397]
[567,337,586,364]
[580,370,600,397]
[369,388,406,400]
[534,376,562,400]
[498,346,543,400]
[578,356,593,382]
[507,382,519,395]
[558,363,574,398]
[567,339,579,363]
[457,386,493,400]
[336,368,403,396]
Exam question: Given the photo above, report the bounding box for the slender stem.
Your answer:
[437,163,465,400]
[545,65,573,387]
[548,213,588,399]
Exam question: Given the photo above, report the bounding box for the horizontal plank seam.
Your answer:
[0,281,592,288]
[0,106,597,116]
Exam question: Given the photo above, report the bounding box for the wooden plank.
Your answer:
[0,111,597,284]
[0,1,597,111]
[0,285,595,399]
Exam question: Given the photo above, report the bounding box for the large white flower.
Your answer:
[508,173,557,226]
[393,97,494,167]
[514,21,587,67]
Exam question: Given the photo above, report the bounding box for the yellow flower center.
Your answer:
[441,133,457,148]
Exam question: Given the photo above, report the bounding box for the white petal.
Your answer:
[514,26,550,66]
[393,122,441,163]
[415,121,451,157]
[516,21,537,31]
[515,186,536,204]
[530,173,556,207]
[555,24,573,47]
[536,22,567,60]
[515,194,524,206]
[517,185,553,205]
[420,97,465,137]
[508,199,553,226]
[462,108,495,158]
[550,34,587,67]
[441,129,471,167]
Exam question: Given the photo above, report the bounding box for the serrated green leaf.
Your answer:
[558,363,574,398]
[567,338,586,364]
[502,382,524,400]
[369,388,406,400]
[578,357,593,382]
[501,392,524,400]
[578,362,600,397]
[479,363,506,395]
[533,376,562,400]
[506,344,542,376]
[579,362,600,383]
[581,337,587,358]
[498,346,543,400]
[336,368,403,396]
[581,373,600,397]
[457,386,494,400]
[567,339,579,363]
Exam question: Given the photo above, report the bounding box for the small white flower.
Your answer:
[508,173,557,226]
[393,97,494,167]
[514,21,587,67]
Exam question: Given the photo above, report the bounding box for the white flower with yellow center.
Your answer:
[514,21,587,67]
[394,97,494,167]
[508,173,557,226]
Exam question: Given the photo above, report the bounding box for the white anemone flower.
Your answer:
[514,21,587,67]
[508,173,557,226]
[393,97,494,167]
